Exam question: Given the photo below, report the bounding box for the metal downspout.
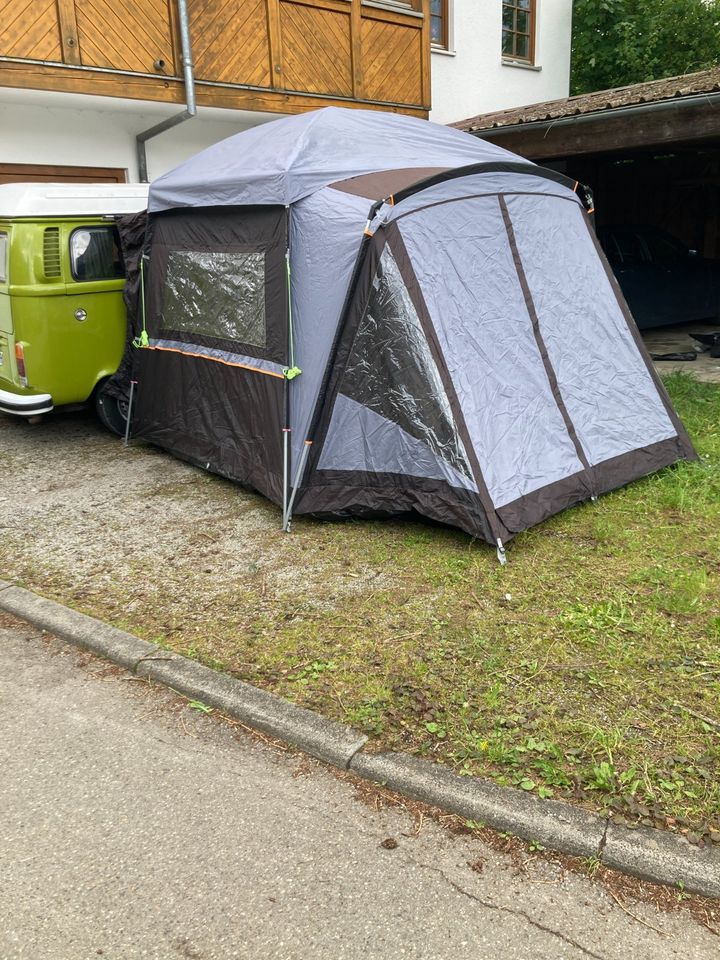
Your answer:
[136,0,196,182]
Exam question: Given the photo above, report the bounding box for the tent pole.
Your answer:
[123,379,137,447]
[282,426,290,530]
[282,209,293,533]
[283,440,311,532]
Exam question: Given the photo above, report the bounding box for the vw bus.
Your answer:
[0,182,148,433]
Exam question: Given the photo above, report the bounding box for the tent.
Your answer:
[129,107,696,557]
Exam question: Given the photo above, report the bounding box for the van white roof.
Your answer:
[0,182,149,218]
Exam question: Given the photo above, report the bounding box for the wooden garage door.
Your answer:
[0,163,128,184]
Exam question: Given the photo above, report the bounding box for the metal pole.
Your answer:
[283,440,311,532]
[281,428,290,530]
[123,379,137,447]
[136,0,197,181]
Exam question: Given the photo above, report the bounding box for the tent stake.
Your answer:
[496,538,507,566]
[283,440,311,532]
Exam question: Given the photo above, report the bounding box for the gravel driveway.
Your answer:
[0,408,390,647]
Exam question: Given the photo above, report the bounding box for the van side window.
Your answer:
[0,232,7,283]
[70,226,125,282]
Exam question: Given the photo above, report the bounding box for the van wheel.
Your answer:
[95,384,129,437]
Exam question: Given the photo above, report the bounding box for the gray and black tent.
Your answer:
[130,107,695,556]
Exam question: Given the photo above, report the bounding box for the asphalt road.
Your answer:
[1,616,716,960]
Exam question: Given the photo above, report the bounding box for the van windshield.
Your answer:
[70,226,125,282]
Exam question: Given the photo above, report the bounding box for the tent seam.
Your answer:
[385,222,509,546]
[498,195,596,499]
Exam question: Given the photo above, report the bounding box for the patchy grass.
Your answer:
[1,373,719,840]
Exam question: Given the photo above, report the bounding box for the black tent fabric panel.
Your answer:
[132,204,288,504]
[297,469,492,542]
[144,206,288,365]
[103,209,150,404]
[134,349,286,505]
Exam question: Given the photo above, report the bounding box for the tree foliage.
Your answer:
[571,0,720,95]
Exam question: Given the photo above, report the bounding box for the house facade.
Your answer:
[0,0,571,184]
[430,0,574,124]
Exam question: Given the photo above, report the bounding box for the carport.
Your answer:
[454,68,720,382]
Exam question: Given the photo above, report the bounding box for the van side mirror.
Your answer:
[688,249,699,258]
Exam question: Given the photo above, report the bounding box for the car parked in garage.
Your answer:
[597,224,720,329]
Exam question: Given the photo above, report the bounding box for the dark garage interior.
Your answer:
[563,145,720,260]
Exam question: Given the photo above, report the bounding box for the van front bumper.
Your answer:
[0,387,54,417]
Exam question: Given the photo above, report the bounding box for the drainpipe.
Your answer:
[136,0,196,183]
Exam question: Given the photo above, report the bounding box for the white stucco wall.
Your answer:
[0,88,275,183]
[430,0,573,125]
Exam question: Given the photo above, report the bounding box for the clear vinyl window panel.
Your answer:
[338,245,472,481]
[161,250,266,348]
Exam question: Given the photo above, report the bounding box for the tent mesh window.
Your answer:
[160,250,266,348]
[338,245,473,481]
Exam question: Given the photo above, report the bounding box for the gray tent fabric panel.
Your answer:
[397,196,586,509]
[149,107,528,212]
[318,394,478,492]
[379,171,582,227]
[288,187,371,468]
[505,195,677,466]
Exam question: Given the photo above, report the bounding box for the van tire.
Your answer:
[95,383,129,437]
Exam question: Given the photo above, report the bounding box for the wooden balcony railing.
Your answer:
[0,0,431,116]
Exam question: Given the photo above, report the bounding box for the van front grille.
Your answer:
[43,227,61,278]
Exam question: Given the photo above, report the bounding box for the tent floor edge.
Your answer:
[293,468,500,545]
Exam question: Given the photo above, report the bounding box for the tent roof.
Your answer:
[148,107,530,212]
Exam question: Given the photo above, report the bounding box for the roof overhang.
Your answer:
[454,69,720,161]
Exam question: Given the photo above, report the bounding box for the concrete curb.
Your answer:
[349,751,606,860]
[2,583,718,899]
[0,585,157,671]
[603,822,720,899]
[135,654,367,768]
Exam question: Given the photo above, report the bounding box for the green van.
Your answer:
[0,182,148,433]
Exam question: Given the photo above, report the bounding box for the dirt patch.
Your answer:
[0,409,392,609]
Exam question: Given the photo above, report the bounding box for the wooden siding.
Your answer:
[0,0,430,116]
[190,0,270,88]
[0,0,63,61]
[74,0,177,74]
